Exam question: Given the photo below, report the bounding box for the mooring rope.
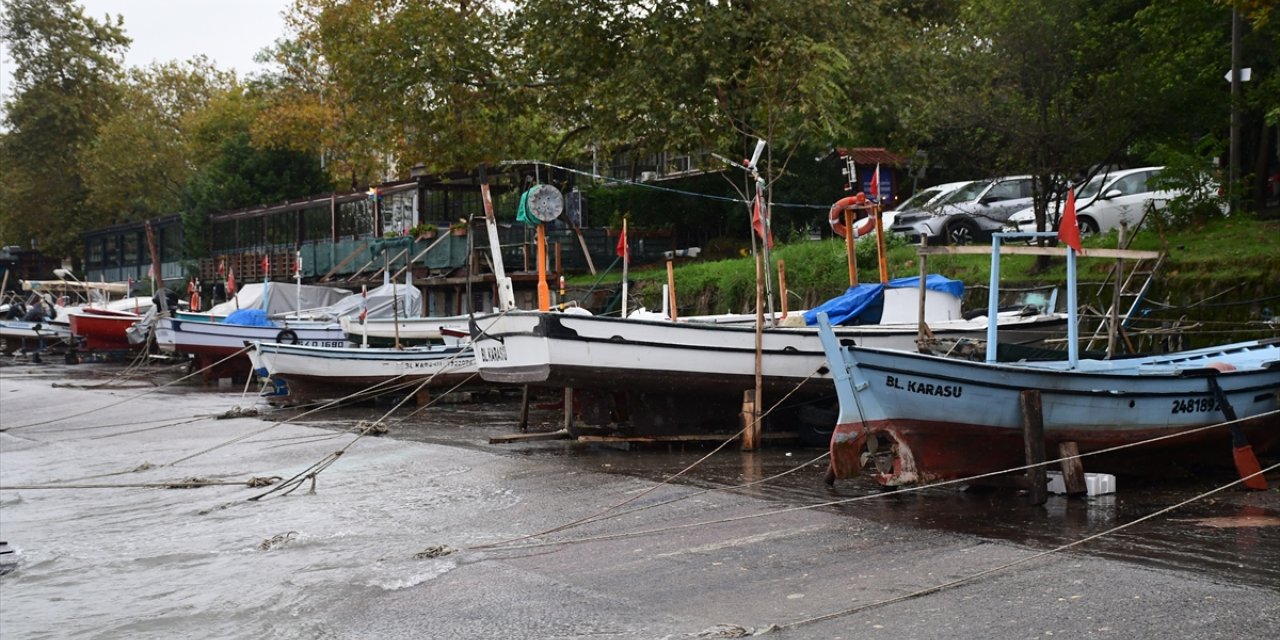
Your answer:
[777,462,1280,630]
[469,366,826,549]
[470,408,1280,553]
[1,343,257,431]
[244,346,481,501]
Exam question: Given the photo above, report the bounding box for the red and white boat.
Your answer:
[67,307,146,352]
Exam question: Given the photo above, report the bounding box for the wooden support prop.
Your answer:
[1020,389,1048,505]
[1057,441,1087,496]
[740,389,758,451]
[489,429,572,444]
[566,216,597,275]
[874,204,889,284]
[577,432,799,444]
[563,387,574,433]
[518,385,531,432]
[844,209,858,286]
[917,236,929,344]
[666,260,678,321]
[777,259,788,320]
[414,387,432,407]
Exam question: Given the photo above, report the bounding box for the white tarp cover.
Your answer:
[310,283,422,320]
[204,283,352,318]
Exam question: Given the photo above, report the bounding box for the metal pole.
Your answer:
[985,235,1001,363]
[1229,9,1242,215]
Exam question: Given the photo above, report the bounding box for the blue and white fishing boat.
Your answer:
[248,341,477,402]
[815,233,1280,486]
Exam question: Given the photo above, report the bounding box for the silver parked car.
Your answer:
[891,176,1036,244]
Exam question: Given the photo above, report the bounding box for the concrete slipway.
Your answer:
[0,363,1276,639]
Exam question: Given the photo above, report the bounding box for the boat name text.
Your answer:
[479,344,507,363]
[885,375,963,398]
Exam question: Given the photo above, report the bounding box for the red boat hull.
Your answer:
[68,309,140,352]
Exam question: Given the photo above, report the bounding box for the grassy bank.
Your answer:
[575,217,1280,348]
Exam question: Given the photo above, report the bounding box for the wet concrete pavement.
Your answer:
[2,361,1278,639]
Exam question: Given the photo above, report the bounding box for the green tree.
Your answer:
[79,58,237,222]
[180,88,333,259]
[0,0,128,259]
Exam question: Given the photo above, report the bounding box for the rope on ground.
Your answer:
[777,461,1280,630]
[469,366,826,550]
[471,408,1279,554]
[0,476,282,491]
[245,353,481,501]
[159,373,412,468]
[1,343,257,432]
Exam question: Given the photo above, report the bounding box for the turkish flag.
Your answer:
[751,195,774,249]
[1057,186,1082,252]
[226,268,237,296]
[616,227,628,260]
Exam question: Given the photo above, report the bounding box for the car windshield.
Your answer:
[894,188,944,212]
[1074,175,1108,200]
[939,181,989,204]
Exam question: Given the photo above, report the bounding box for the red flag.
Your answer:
[616,227,628,260]
[1057,186,1082,252]
[751,195,774,249]
[261,254,270,278]
[226,267,237,296]
[869,164,881,201]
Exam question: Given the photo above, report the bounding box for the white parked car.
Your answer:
[1006,166,1177,236]
[891,176,1036,244]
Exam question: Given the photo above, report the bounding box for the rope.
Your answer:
[508,160,829,210]
[0,476,282,491]
[245,343,481,501]
[469,367,825,550]
[472,408,1279,553]
[778,461,1279,630]
[1,343,257,432]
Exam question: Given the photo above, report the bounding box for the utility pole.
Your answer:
[1229,9,1242,215]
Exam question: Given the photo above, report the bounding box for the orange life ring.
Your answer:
[828,193,876,238]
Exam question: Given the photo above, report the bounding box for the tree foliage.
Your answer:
[0,0,128,257]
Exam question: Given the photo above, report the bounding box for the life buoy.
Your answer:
[276,329,299,345]
[828,193,877,238]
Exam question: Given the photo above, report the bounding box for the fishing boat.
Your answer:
[814,233,1280,486]
[248,341,478,403]
[153,281,419,377]
[816,315,1280,485]
[64,295,156,353]
[469,278,1065,433]
[339,313,472,347]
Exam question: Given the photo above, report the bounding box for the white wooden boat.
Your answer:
[248,341,478,402]
[339,314,472,346]
[469,286,1065,433]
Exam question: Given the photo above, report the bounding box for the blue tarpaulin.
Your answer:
[224,309,273,327]
[802,275,964,326]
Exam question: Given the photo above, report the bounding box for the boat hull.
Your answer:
[68,308,141,351]
[823,341,1280,484]
[250,342,478,402]
[471,310,1065,397]
[155,317,349,376]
